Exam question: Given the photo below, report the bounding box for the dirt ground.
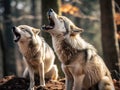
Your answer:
[0,75,65,90]
[0,75,119,90]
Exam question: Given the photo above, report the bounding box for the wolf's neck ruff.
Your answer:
[61,40,90,65]
[18,36,44,61]
[52,34,96,64]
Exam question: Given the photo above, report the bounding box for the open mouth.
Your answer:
[12,27,21,42]
[42,12,55,30]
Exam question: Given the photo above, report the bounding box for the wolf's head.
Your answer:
[12,25,40,43]
[42,9,83,37]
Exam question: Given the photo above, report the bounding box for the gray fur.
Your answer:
[42,9,115,90]
[13,25,58,90]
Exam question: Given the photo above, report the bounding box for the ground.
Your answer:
[0,75,65,90]
[0,75,119,90]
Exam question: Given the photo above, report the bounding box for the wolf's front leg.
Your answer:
[73,75,85,90]
[28,69,35,90]
[62,65,74,90]
[66,77,74,90]
[23,67,28,78]
[39,61,45,87]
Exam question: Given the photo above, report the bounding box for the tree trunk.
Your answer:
[0,27,4,77]
[31,0,37,27]
[3,0,16,75]
[100,0,120,72]
[115,0,120,48]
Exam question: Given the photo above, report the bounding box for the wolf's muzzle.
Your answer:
[47,8,54,18]
[49,8,53,12]
[12,26,21,42]
[41,9,55,30]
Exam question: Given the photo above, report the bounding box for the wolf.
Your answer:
[41,9,115,90]
[12,25,58,90]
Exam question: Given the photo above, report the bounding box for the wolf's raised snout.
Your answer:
[47,8,54,17]
[12,26,21,42]
[48,8,53,12]
[12,26,16,31]
[12,26,17,34]
[47,8,53,18]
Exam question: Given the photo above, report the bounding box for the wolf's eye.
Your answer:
[23,30,29,34]
[59,19,63,22]
[70,25,74,30]
[23,30,26,32]
[20,27,24,30]
[59,18,63,22]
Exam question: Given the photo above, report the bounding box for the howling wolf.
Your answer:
[41,9,115,90]
[12,25,58,90]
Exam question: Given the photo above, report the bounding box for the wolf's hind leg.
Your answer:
[98,76,115,90]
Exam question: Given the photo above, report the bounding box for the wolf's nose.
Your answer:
[49,8,53,12]
[12,26,16,30]
[12,26,16,31]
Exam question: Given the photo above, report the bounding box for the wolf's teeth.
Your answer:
[46,25,52,28]
[42,25,46,27]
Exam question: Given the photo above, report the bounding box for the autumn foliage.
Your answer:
[115,13,120,41]
[60,3,79,15]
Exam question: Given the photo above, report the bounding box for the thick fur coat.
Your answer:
[12,25,58,90]
[42,9,115,90]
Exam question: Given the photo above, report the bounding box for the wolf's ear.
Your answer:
[73,27,84,33]
[32,28,40,34]
[70,26,84,36]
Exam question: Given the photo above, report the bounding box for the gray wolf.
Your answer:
[12,25,58,90]
[41,9,115,90]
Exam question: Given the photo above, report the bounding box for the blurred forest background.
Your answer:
[0,0,119,79]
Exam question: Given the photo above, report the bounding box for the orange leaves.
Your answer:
[115,13,120,25]
[116,32,120,41]
[115,13,120,40]
[60,3,79,15]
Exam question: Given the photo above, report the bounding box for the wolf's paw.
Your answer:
[36,85,46,90]
[28,86,35,90]
[40,85,45,88]
[29,88,34,90]
[31,87,35,90]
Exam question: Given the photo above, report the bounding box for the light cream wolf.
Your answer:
[12,25,58,90]
[41,9,115,90]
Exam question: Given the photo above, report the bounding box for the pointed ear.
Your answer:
[70,26,84,36]
[73,27,84,33]
[32,28,40,34]
[70,27,84,36]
